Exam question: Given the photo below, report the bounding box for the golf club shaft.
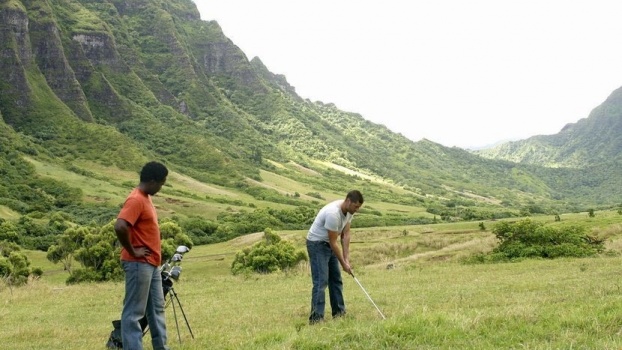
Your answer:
[353,276,386,320]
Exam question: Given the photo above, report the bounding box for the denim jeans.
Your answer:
[306,240,346,322]
[121,261,170,350]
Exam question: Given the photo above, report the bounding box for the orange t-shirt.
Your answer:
[118,188,162,267]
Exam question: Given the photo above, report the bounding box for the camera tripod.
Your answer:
[147,277,195,344]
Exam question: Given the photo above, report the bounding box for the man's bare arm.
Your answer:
[341,222,351,263]
[114,219,150,258]
[329,230,353,276]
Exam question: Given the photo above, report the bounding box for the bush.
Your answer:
[180,216,218,244]
[47,223,123,283]
[0,241,36,287]
[231,228,307,275]
[476,219,605,262]
[67,267,104,284]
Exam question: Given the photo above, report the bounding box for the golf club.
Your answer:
[352,275,386,320]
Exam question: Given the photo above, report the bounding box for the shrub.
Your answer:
[231,228,307,275]
[0,241,37,287]
[66,267,104,284]
[471,219,604,262]
[47,223,124,283]
[180,216,218,244]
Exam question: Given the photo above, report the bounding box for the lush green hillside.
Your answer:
[2,0,622,250]
[477,86,622,168]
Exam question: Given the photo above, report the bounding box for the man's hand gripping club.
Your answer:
[328,230,354,277]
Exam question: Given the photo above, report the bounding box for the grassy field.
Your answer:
[5,212,622,349]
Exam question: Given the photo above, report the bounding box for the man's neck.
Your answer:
[340,201,348,216]
[137,183,150,196]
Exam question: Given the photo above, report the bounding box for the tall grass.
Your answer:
[6,215,622,349]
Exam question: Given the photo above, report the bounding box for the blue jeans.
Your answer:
[307,240,346,322]
[121,261,170,350]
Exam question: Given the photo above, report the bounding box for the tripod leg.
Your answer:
[169,293,182,344]
[171,290,195,339]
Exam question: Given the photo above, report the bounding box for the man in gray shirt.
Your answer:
[306,190,364,324]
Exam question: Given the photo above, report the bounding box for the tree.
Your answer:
[159,219,193,262]
[0,221,20,243]
[46,222,123,283]
[71,224,121,282]
[0,240,38,288]
[180,216,218,244]
[46,226,90,272]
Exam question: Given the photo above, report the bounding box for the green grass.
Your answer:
[8,156,435,226]
[0,205,19,220]
[20,157,308,222]
[6,213,622,349]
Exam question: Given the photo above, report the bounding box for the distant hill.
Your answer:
[476,86,622,168]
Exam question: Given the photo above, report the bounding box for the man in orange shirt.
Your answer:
[115,161,169,350]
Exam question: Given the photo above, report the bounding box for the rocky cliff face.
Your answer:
[27,1,93,121]
[0,0,278,146]
[0,0,317,182]
[0,3,33,123]
[0,0,277,127]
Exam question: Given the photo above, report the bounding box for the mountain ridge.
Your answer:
[476,86,622,168]
[1,0,622,235]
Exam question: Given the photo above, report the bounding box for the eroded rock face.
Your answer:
[0,6,32,118]
[72,33,123,70]
[0,0,282,133]
[31,20,93,122]
[202,41,264,92]
[2,6,32,65]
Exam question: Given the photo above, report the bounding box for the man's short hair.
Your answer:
[140,161,168,183]
[346,190,364,204]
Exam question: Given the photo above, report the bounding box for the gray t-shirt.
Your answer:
[307,200,353,242]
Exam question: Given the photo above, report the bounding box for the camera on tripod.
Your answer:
[106,245,194,349]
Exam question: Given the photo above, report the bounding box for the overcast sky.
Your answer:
[193,0,622,149]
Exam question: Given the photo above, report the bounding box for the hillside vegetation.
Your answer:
[477,86,622,170]
[2,0,622,238]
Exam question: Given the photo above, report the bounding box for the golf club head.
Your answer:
[171,253,183,263]
[176,245,190,254]
[169,266,182,280]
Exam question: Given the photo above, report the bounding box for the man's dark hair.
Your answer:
[346,190,364,204]
[140,161,168,182]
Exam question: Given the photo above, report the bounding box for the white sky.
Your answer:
[193,0,622,149]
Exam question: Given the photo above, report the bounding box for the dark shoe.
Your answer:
[332,311,346,319]
[309,316,324,325]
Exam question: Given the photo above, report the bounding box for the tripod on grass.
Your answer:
[145,263,194,344]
